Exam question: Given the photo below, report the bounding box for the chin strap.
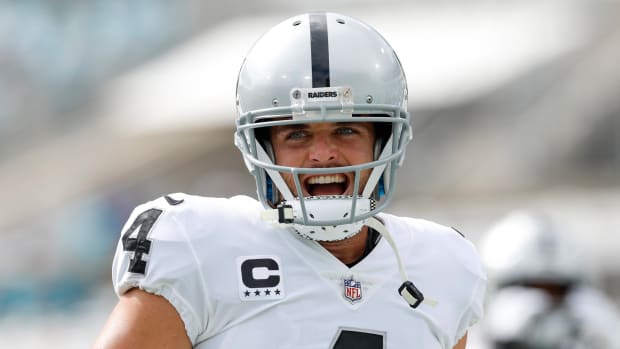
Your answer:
[366,216,426,308]
[256,141,295,202]
[362,138,392,198]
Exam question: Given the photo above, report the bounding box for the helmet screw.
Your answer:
[292,89,301,99]
[343,88,351,98]
[366,95,373,103]
[272,98,279,106]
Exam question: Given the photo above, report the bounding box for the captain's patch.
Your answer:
[237,255,285,301]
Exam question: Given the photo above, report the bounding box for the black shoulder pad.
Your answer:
[164,194,185,206]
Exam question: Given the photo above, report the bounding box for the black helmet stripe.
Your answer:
[309,13,330,88]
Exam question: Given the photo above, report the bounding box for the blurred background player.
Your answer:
[478,210,620,349]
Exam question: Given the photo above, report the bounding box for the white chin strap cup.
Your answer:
[263,196,372,242]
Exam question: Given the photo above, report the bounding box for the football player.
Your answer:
[93,12,486,349]
[478,210,620,348]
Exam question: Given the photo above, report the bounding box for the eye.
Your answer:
[286,129,308,140]
[335,126,357,135]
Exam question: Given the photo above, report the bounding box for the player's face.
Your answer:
[269,121,376,198]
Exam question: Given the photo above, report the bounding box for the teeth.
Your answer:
[307,175,345,185]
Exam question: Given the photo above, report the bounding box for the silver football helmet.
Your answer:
[234,12,411,241]
[479,210,586,291]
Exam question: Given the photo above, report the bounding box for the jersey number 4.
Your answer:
[121,208,162,274]
[331,329,385,349]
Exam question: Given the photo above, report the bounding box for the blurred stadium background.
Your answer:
[0,0,619,347]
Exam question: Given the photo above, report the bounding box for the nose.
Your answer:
[309,133,337,163]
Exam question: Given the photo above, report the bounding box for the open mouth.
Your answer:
[304,174,348,196]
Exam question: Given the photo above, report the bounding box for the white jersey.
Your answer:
[112,194,486,348]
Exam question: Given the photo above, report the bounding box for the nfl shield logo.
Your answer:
[343,278,362,303]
